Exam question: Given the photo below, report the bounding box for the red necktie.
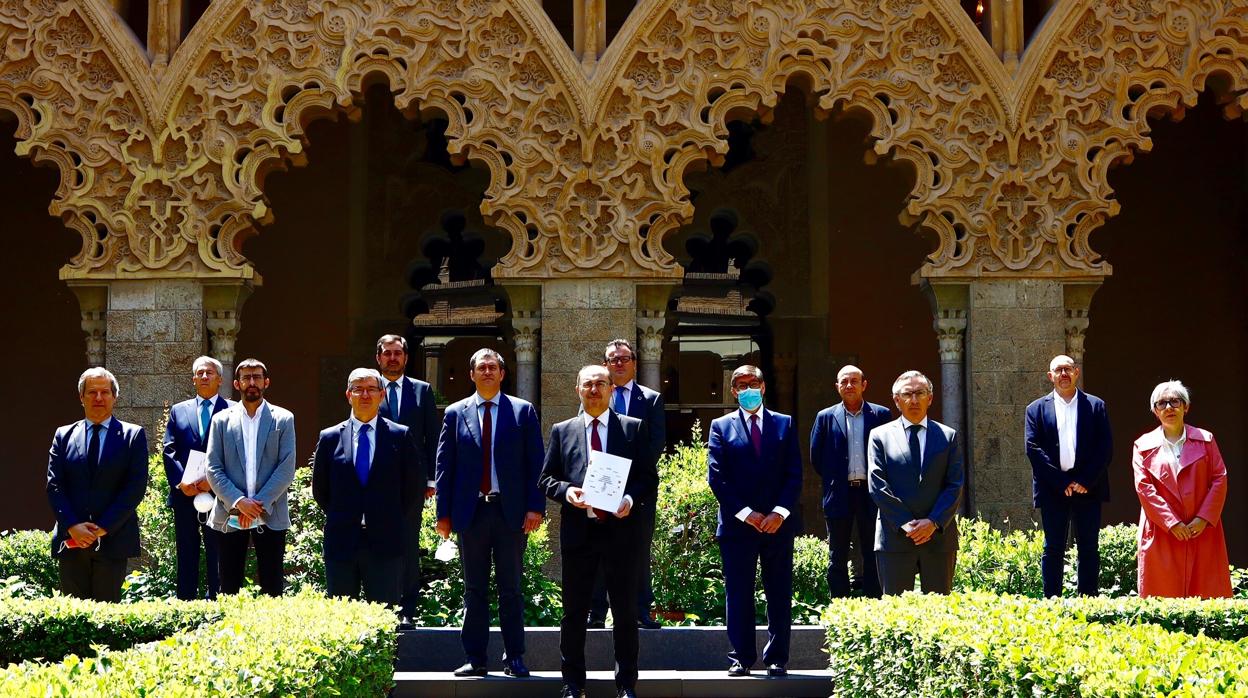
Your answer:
[480,402,493,495]
[590,418,607,521]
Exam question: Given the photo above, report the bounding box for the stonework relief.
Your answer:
[1,1,1246,282]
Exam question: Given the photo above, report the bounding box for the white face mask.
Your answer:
[193,492,215,514]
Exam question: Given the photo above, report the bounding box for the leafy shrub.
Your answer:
[0,530,57,599]
[0,591,396,696]
[0,595,221,665]
[1058,595,1248,642]
[823,593,1248,697]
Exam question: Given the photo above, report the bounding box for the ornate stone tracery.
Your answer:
[1,0,1247,283]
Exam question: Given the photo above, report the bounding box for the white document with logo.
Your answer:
[181,450,207,486]
[582,450,632,512]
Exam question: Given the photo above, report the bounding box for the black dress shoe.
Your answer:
[586,615,606,629]
[453,662,487,677]
[637,615,662,629]
[727,661,751,677]
[767,663,787,677]
[616,688,638,698]
[397,616,415,631]
[502,657,531,677]
[560,684,586,698]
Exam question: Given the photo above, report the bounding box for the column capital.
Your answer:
[513,315,541,365]
[205,310,241,367]
[1062,281,1102,367]
[67,284,108,367]
[921,280,969,363]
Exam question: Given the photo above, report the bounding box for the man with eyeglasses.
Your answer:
[867,370,964,595]
[588,338,666,630]
[540,365,656,698]
[810,365,891,598]
[1024,355,1113,598]
[205,358,296,597]
[313,368,419,605]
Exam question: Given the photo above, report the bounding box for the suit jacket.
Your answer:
[615,382,665,504]
[1024,390,1112,507]
[380,375,437,487]
[435,393,545,533]
[162,395,233,508]
[313,417,418,561]
[205,402,297,531]
[867,417,964,553]
[539,411,656,549]
[810,401,892,518]
[46,418,149,559]
[707,409,803,539]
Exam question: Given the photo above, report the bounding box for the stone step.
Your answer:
[397,625,829,672]
[391,669,835,697]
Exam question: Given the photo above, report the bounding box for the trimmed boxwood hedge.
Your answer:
[0,591,396,696]
[823,592,1248,697]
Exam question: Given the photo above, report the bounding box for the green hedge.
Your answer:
[0,591,396,696]
[1057,595,1248,642]
[824,592,1248,696]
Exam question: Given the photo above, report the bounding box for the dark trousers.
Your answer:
[562,520,640,690]
[719,532,793,668]
[172,500,220,600]
[57,548,128,602]
[1040,498,1102,597]
[218,527,286,597]
[877,548,956,595]
[325,530,402,605]
[589,501,655,621]
[399,502,425,618]
[459,500,526,665]
[825,485,881,598]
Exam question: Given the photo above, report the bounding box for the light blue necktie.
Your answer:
[613,386,627,414]
[356,424,371,485]
[199,399,212,440]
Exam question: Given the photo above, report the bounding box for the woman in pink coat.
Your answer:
[1132,380,1231,598]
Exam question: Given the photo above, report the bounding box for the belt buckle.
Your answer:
[481,493,499,503]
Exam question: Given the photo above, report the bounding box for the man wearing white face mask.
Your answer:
[162,356,233,601]
[707,365,802,678]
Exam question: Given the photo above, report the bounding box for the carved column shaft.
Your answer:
[934,310,968,437]
[636,309,665,391]
[513,311,541,404]
[204,283,253,400]
[423,338,450,401]
[1063,282,1102,387]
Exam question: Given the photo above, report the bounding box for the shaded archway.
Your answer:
[1085,90,1248,564]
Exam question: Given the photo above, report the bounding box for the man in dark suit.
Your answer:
[205,358,297,597]
[541,364,656,698]
[708,365,802,678]
[47,367,149,602]
[1024,354,1113,597]
[810,365,891,598]
[375,334,438,624]
[868,370,964,595]
[589,338,666,629]
[435,348,545,678]
[162,356,232,600]
[313,368,419,604]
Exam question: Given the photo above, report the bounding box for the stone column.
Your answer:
[636,309,665,390]
[772,351,797,415]
[422,337,451,401]
[204,282,253,399]
[513,311,541,404]
[964,279,1066,526]
[69,285,108,366]
[1063,282,1102,386]
[720,354,743,409]
[922,281,969,437]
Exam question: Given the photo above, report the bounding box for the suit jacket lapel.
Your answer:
[98,418,123,469]
[463,400,481,446]
[338,420,354,467]
[920,422,946,477]
[495,395,515,446]
[399,377,415,423]
[572,419,589,478]
[256,403,274,457]
[1042,395,1057,444]
[1075,392,1091,461]
[1178,425,1204,471]
[761,410,778,464]
[627,386,643,420]
[830,404,846,440]
[231,408,247,468]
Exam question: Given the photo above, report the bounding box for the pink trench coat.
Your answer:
[1132,425,1231,598]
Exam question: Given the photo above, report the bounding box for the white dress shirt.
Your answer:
[1053,390,1078,472]
[241,401,268,498]
[474,393,500,494]
[845,405,867,481]
[732,407,791,523]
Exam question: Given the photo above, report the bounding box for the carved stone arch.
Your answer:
[1012,0,1248,278]
[587,0,1013,280]
[153,0,592,281]
[0,1,160,279]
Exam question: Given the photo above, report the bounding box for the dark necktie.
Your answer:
[613,386,627,414]
[199,399,212,441]
[749,414,762,458]
[355,423,371,485]
[480,402,493,495]
[589,418,607,521]
[908,424,922,470]
[87,422,103,473]
[387,381,399,419]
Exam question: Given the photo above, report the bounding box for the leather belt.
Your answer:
[480,493,500,503]
[848,479,866,488]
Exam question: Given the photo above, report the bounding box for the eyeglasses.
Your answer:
[349,387,382,396]
[605,356,634,366]
[896,390,931,401]
[580,380,610,391]
[1154,398,1185,410]
[733,382,762,391]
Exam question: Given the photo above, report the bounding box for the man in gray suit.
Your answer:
[206,358,297,597]
[867,370,964,595]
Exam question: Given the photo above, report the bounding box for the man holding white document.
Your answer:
[539,365,657,698]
